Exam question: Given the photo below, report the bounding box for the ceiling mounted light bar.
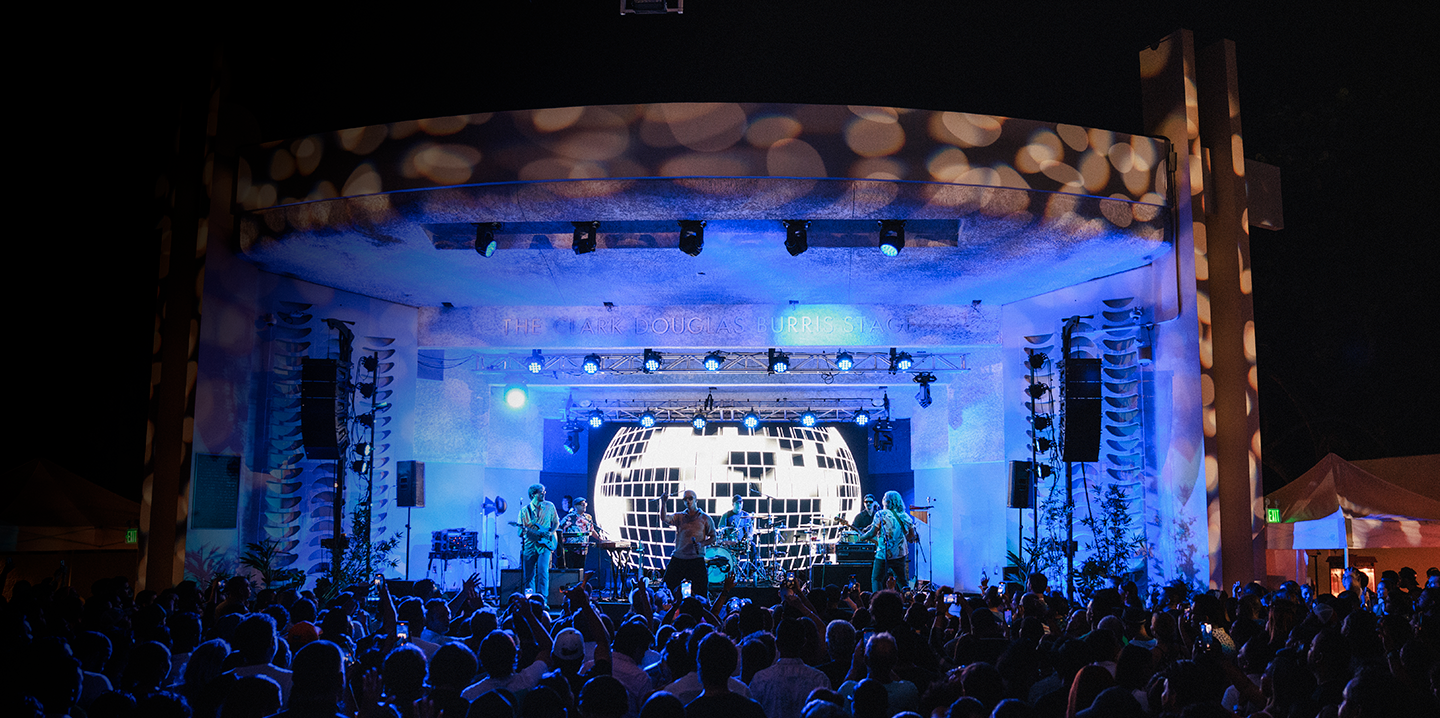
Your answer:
[474,350,969,375]
[567,398,889,426]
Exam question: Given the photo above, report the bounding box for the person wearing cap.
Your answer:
[559,497,600,571]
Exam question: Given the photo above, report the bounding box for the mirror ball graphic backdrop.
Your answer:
[594,425,863,576]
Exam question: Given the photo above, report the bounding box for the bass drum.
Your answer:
[704,545,735,585]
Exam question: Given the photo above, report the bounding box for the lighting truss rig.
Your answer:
[568,398,883,425]
[488,349,970,376]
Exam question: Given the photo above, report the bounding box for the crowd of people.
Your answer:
[4,561,1440,718]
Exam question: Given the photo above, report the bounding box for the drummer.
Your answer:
[557,497,600,570]
[719,494,754,543]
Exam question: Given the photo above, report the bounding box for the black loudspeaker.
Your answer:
[1008,461,1034,509]
[500,568,582,608]
[397,461,425,507]
[301,358,349,460]
[810,564,872,592]
[1062,358,1102,462]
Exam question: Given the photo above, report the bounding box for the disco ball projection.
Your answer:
[594,425,862,578]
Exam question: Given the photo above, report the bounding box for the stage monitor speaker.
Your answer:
[499,568,583,608]
[810,564,872,593]
[397,461,425,508]
[1062,358,1102,463]
[1008,461,1034,509]
[300,358,349,460]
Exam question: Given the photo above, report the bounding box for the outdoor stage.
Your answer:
[170,32,1262,598]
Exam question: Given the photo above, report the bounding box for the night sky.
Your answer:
[14,3,1434,502]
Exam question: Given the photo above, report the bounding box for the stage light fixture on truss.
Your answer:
[588,410,605,429]
[1025,382,1049,399]
[572,221,599,255]
[878,219,906,257]
[357,382,377,398]
[638,410,657,428]
[563,420,584,455]
[1026,350,1048,370]
[1032,436,1053,453]
[889,347,913,373]
[914,371,936,408]
[526,349,545,374]
[703,351,725,371]
[642,349,663,373]
[873,418,895,451]
[582,353,603,375]
[350,458,370,475]
[360,355,378,372]
[691,412,707,433]
[853,409,871,427]
[678,220,706,256]
[783,219,810,256]
[768,348,791,374]
[742,410,761,430]
[799,409,818,427]
[1030,414,1053,431]
[474,222,500,257]
[835,350,854,372]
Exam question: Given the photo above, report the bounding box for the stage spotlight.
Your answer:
[643,349,663,373]
[914,372,935,408]
[563,421,583,455]
[873,419,895,451]
[678,220,705,256]
[768,348,790,374]
[357,382,376,398]
[587,410,605,429]
[1033,437,1053,453]
[504,383,528,409]
[572,221,599,255]
[800,409,818,427]
[854,409,871,427]
[889,348,913,373]
[353,442,371,457]
[742,411,761,430]
[835,351,854,372]
[783,219,809,256]
[360,355,378,372]
[475,222,500,257]
[582,353,603,374]
[703,351,725,371]
[638,410,657,428]
[1025,382,1049,399]
[691,413,708,433]
[526,349,545,374]
[1030,414,1053,431]
[356,413,375,428]
[1033,463,1054,479]
[351,459,370,475]
[878,219,906,257]
[1026,351,1048,370]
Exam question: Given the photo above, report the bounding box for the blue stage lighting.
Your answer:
[742,411,761,430]
[526,350,545,374]
[783,219,809,256]
[878,219,905,257]
[800,410,818,427]
[582,353,602,374]
[890,348,913,373]
[678,220,705,257]
[853,409,871,427]
[643,349,662,373]
[769,348,790,374]
[691,413,707,431]
[704,352,725,371]
[504,384,527,409]
[639,410,657,428]
[588,410,605,429]
[475,222,500,257]
[835,351,854,372]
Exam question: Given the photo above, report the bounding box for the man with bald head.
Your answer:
[658,489,716,599]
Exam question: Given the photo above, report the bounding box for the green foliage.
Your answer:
[321,469,401,605]
[238,538,307,590]
[1074,484,1146,598]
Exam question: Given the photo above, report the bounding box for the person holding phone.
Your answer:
[854,491,915,591]
[659,489,716,600]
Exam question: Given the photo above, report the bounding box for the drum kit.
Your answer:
[703,515,858,586]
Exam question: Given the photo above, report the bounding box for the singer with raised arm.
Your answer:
[658,489,716,599]
[517,483,559,598]
[854,490,916,590]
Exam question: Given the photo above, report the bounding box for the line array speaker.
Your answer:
[397,460,425,508]
[1062,358,1102,462]
[301,358,349,460]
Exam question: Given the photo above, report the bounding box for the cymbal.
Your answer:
[908,505,934,510]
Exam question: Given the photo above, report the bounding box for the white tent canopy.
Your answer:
[1266,453,1440,550]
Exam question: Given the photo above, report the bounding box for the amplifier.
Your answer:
[431,529,478,553]
[835,542,875,564]
[810,564,872,592]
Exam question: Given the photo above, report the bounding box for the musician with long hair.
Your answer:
[854,490,916,590]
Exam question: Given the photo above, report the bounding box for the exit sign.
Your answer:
[1266,508,1281,523]
[125,529,138,544]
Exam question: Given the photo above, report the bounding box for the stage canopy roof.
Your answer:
[1266,453,1440,549]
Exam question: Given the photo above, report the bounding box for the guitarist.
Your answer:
[517,483,559,599]
[854,490,916,591]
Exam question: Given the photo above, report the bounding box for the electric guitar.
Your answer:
[508,518,558,552]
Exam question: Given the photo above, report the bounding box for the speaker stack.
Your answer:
[300,358,349,460]
[1061,358,1102,463]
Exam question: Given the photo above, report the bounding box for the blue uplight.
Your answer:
[639,411,657,428]
[800,410,818,427]
[742,411,761,430]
